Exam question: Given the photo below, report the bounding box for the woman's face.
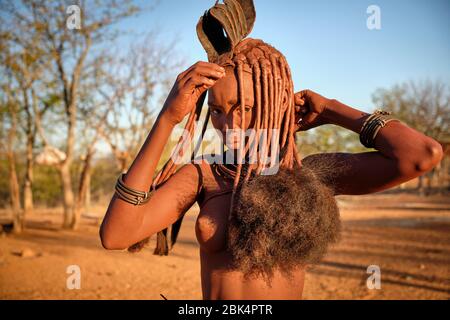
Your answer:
[208,66,256,149]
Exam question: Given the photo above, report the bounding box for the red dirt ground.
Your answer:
[0,193,449,300]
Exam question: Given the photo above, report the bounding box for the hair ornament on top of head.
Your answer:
[196,0,256,64]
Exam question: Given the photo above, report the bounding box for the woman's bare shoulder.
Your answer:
[190,155,215,183]
[191,154,232,191]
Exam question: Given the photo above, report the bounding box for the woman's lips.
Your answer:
[223,131,241,148]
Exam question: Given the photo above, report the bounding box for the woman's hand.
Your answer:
[294,89,332,131]
[160,61,225,126]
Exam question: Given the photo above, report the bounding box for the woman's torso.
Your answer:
[194,160,305,300]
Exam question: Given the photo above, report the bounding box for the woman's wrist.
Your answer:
[123,110,176,189]
[322,98,371,133]
[157,109,179,129]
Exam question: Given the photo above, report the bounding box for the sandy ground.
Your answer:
[0,193,449,300]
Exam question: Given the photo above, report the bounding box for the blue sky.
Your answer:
[118,0,449,113]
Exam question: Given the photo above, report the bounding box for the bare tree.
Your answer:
[97,34,182,172]
[0,10,56,228]
[373,80,450,193]
[71,86,110,229]
[1,0,144,228]
[0,17,51,217]
[373,80,449,141]
[0,79,23,233]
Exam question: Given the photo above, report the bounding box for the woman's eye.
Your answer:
[236,106,252,113]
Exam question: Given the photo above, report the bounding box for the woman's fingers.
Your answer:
[298,89,310,98]
[184,75,218,91]
[294,94,304,106]
[196,65,225,78]
[185,65,225,82]
[180,68,224,89]
[295,93,309,116]
[301,106,309,114]
[295,104,308,113]
[295,90,315,106]
[178,61,225,84]
[294,89,330,131]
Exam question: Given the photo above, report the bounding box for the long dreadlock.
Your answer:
[219,38,302,188]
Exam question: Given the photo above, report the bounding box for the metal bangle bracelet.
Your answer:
[114,173,153,206]
[360,111,398,148]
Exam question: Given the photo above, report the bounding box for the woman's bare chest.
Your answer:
[195,185,233,253]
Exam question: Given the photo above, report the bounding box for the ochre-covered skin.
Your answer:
[192,43,311,296]
[195,159,308,299]
[99,37,444,299]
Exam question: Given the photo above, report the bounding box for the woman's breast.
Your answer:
[195,191,232,254]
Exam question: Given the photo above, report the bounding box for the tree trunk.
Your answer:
[61,163,75,229]
[7,151,22,233]
[417,175,425,195]
[23,136,34,215]
[85,171,91,213]
[23,90,35,217]
[72,151,94,230]
[426,168,435,195]
[6,100,23,233]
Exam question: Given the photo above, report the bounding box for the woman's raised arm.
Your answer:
[296,90,443,195]
[99,61,225,249]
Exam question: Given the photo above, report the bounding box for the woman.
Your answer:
[99,2,443,300]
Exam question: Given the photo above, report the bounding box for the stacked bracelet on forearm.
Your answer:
[115,173,153,206]
[359,110,399,148]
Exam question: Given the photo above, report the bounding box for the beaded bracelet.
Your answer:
[115,173,153,206]
[359,110,400,148]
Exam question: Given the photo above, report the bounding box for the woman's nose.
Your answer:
[225,113,241,131]
[220,119,234,140]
